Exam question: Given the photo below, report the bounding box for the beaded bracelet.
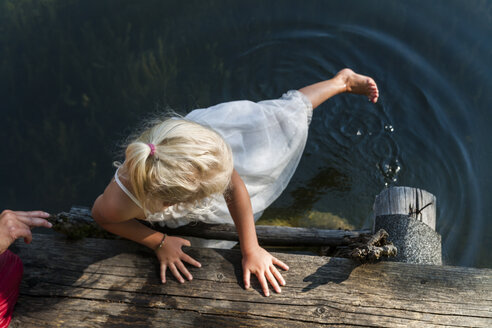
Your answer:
[155,234,167,251]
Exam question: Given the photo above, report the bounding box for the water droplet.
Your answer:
[378,159,402,187]
[384,124,394,132]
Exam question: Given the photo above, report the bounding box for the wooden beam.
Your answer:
[10,233,492,327]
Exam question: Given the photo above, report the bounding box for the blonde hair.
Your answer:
[121,117,233,216]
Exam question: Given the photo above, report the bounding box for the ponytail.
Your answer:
[124,141,154,209]
[122,118,233,216]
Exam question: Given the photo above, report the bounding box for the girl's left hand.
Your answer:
[241,245,289,296]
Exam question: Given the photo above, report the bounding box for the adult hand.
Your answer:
[242,245,289,297]
[154,235,201,284]
[0,210,52,254]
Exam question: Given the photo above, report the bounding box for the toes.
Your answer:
[368,89,379,103]
[367,79,379,103]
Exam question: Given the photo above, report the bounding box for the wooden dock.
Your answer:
[10,232,492,327]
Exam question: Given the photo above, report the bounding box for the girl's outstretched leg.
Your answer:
[298,68,379,109]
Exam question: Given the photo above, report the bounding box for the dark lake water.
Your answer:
[1,0,491,267]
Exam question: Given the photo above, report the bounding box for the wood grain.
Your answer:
[10,233,492,327]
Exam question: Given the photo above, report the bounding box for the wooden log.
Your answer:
[50,206,371,247]
[160,222,370,247]
[373,187,442,265]
[10,233,492,327]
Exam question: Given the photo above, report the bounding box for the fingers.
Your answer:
[242,251,288,296]
[14,210,50,218]
[272,257,289,271]
[160,263,167,283]
[160,261,194,284]
[181,238,191,247]
[12,210,52,228]
[156,237,201,285]
[169,263,185,283]
[9,226,32,244]
[181,253,201,268]
[265,270,281,294]
[175,261,193,281]
[257,273,270,297]
[161,259,199,284]
[258,264,287,296]
[15,215,52,229]
[270,265,286,286]
[243,269,251,289]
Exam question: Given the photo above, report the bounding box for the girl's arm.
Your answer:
[92,196,164,248]
[92,189,201,284]
[225,169,289,297]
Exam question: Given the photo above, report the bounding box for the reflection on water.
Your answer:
[0,0,490,267]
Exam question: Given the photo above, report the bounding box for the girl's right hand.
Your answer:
[154,235,201,283]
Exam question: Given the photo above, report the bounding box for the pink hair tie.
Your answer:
[148,143,156,156]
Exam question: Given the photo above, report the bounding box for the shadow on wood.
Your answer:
[302,258,359,292]
[10,233,492,327]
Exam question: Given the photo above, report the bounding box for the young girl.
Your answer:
[91,68,379,297]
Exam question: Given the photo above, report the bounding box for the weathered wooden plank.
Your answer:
[11,233,492,327]
[12,297,343,328]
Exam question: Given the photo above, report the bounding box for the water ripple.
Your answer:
[227,20,484,265]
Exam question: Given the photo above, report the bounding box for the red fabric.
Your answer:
[0,250,23,328]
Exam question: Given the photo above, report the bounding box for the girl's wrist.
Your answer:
[143,232,166,251]
[154,233,167,251]
[240,240,261,256]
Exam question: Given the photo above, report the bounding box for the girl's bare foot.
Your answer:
[335,68,379,103]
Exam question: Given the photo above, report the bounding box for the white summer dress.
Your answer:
[115,90,313,248]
